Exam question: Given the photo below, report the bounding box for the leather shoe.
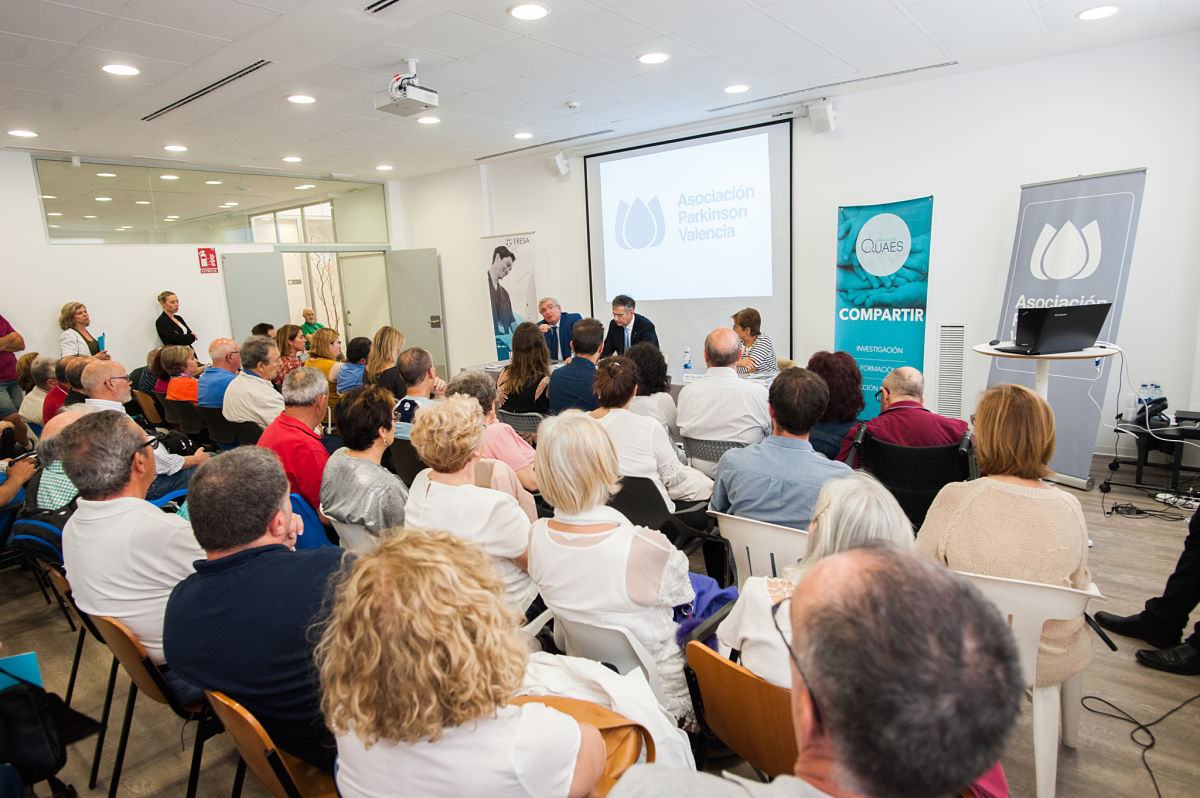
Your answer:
[1135,642,1200,675]
[1093,611,1181,649]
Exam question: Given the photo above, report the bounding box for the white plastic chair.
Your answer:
[319,506,379,554]
[707,511,810,590]
[553,615,669,707]
[958,571,1104,798]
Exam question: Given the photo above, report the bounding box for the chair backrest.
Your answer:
[165,399,206,436]
[194,405,240,447]
[289,494,334,549]
[607,476,673,531]
[682,437,746,465]
[707,511,810,590]
[496,409,546,436]
[686,640,797,778]
[236,421,264,444]
[855,428,978,529]
[153,391,180,425]
[388,438,427,486]
[90,615,174,707]
[554,615,668,706]
[957,571,1102,689]
[131,389,163,425]
[321,508,379,554]
[205,691,336,798]
[149,488,188,508]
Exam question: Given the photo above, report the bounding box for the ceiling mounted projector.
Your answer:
[375,57,438,117]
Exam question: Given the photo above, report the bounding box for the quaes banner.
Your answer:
[988,169,1145,481]
[834,196,933,420]
[483,232,538,360]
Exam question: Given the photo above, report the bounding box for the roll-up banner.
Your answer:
[483,232,538,360]
[988,169,1146,481]
[834,196,933,420]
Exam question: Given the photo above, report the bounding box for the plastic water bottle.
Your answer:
[1150,383,1165,402]
[683,347,692,370]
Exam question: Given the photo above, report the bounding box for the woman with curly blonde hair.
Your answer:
[318,529,603,797]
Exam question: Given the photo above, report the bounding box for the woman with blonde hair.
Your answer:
[497,321,551,414]
[404,395,538,614]
[363,325,407,398]
[274,324,307,386]
[57,302,109,359]
[162,345,202,402]
[305,327,343,382]
[918,383,1090,687]
[529,411,696,725]
[318,529,603,797]
[154,290,197,348]
[717,471,913,688]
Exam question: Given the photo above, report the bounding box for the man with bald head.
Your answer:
[836,366,968,465]
[676,326,771,478]
[612,545,1023,798]
[83,359,210,501]
[198,337,241,408]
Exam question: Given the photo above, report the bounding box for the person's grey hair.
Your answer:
[446,371,497,416]
[883,366,924,400]
[704,327,741,367]
[31,356,56,390]
[792,544,1022,798]
[187,447,292,551]
[283,367,328,407]
[54,411,146,500]
[240,335,276,372]
[538,297,560,310]
[36,404,102,462]
[783,472,912,580]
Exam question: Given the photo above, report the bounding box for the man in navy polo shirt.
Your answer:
[548,317,604,414]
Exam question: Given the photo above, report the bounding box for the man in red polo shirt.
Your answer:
[836,366,968,466]
[258,367,330,518]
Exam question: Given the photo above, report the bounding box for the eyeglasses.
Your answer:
[131,432,166,464]
[874,388,884,403]
[108,375,132,383]
[771,599,822,728]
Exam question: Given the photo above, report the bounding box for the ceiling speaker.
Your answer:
[552,151,569,177]
[807,100,837,134]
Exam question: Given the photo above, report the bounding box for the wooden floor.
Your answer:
[2,455,1197,797]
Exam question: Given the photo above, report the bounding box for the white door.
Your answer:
[220,253,289,341]
[385,249,448,378]
[339,252,390,343]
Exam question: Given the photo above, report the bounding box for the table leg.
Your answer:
[1034,359,1051,398]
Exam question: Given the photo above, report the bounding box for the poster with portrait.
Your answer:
[833,196,933,420]
[482,232,538,360]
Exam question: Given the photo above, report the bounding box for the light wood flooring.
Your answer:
[1,455,1197,797]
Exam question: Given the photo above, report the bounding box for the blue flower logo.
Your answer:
[614,196,666,250]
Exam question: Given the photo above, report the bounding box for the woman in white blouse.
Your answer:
[717,471,912,687]
[57,301,109,359]
[318,529,604,798]
[624,342,682,454]
[590,356,711,508]
[529,411,697,726]
[404,395,538,616]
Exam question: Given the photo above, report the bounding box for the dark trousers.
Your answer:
[1144,506,1200,645]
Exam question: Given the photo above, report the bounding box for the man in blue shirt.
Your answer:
[197,338,240,408]
[710,367,851,530]
[548,318,604,414]
[335,337,370,394]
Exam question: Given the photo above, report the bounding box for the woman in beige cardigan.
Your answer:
[917,383,1091,687]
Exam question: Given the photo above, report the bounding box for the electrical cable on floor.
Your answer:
[1081,691,1200,798]
[1101,489,1188,521]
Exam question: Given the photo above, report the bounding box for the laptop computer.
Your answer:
[994,302,1112,355]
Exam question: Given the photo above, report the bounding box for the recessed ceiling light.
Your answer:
[47,212,62,217]
[287,94,316,104]
[375,165,394,171]
[94,197,112,202]
[83,215,97,219]
[1077,5,1119,20]
[508,3,549,21]
[101,64,140,76]
[166,215,179,219]
[163,217,175,221]
[224,202,239,206]
[637,52,670,65]
[159,174,179,180]
[724,84,749,94]
[41,195,56,199]
[135,200,150,205]
[96,172,116,177]
[416,116,440,125]
[282,156,303,162]
[295,184,316,189]
[119,225,132,230]
[205,180,222,185]
[7,129,38,138]
[163,144,188,152]
[513,132,534,140]
[48,224,60,228]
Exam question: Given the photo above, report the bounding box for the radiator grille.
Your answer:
[937,324,965,419]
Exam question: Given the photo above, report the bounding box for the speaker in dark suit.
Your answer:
[602,295,659,357]
[539,306,582,361]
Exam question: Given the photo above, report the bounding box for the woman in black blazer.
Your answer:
[155,290,198,347]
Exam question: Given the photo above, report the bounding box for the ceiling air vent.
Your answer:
[476,130,614,161]
[141,60,273,121]
[706,61,958,113]
[363,0,406,13]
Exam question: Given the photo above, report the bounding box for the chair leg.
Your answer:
[107,681,139,798]
[90,657,119,789]
[231,757,246,798]
[1060,671,1083,749]
[49,582,77,632]
[1031,684,1061,798]
[64,627,86,706]
[186,720,207,798]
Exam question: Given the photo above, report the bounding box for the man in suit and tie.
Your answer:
[537,297,582,362]
[601,294,659,357]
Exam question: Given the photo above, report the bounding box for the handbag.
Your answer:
[0,665,99,785]
[510,694,655,797]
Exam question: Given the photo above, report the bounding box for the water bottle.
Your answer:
[683,347,692,370]
[1150,383,1165,402]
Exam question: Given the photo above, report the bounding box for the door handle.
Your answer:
[429,315,442,329]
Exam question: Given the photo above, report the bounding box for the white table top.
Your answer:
[972,343,1119,361]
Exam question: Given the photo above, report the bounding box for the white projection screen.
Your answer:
[584,121,792,367]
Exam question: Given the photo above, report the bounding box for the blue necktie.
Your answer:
[625,325,631,351]
[549,327,559,359]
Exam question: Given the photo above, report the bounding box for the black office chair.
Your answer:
[388,438,427,486]
[849,426,979,530]
[154,391,180,426]
[497,409,548,437]
[164,399,206,437]
[607,476,727,583]
[195,405,241,448]
[236,421,264,444]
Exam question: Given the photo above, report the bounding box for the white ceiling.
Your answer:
[3,0,1199,182]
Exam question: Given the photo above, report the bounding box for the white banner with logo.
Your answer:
[483,232,538,360]
[988,169,1146,480]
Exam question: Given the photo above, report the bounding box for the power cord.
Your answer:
[1081,691,1200,798]
[1100,488,1188,521]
